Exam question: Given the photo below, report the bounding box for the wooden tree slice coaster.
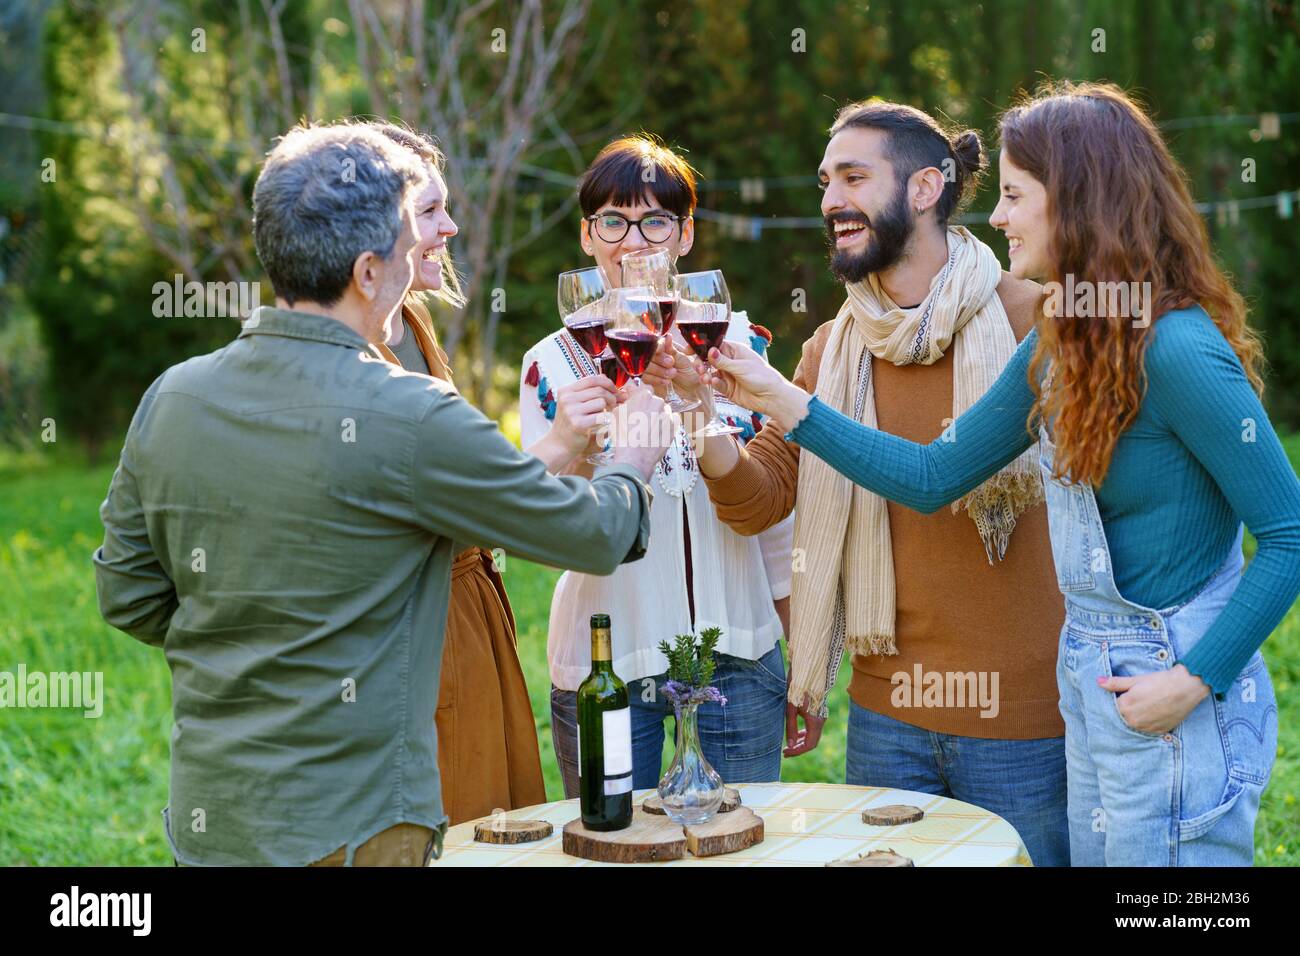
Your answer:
[473,818,554,844]
[861,804,925,826]
[562,802,764,862]
[561,813,686,862]
[682,806,764,857]
[641,787,741,815]
[826,848,915,867]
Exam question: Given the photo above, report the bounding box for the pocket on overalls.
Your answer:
[1216,651,1277,788]
[1101,640,1173,740]
[1175,655,1274,842]
[1179,777,1250,842]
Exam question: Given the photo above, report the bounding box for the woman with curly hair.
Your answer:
[695,82,1300,866]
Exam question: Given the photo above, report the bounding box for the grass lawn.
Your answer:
[1,439,1296,865]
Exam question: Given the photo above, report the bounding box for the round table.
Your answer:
[435,781,1033,866]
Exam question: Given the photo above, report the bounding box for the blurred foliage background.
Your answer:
[2,0,1299,867]
[1,0,1298,448]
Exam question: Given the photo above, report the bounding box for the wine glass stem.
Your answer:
[662,335,676,398]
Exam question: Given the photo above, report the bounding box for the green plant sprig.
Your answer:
[657,626,721,690]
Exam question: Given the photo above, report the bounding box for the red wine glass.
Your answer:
[606,286,663,388]
[558,267,615,465]
[621,250,698,413]
[673,270,742,438]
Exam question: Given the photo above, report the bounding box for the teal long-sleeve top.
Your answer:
[788,305,1300,695]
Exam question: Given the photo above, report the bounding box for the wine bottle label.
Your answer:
[604,773,633,796]
[603,707,632,777]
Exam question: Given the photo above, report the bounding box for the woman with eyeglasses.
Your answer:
[519,135,796,796]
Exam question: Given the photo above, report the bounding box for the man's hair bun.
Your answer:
[951,129,987,176]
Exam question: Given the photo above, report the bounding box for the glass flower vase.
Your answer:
[657,701,724,825]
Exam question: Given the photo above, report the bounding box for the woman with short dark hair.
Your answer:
[520,135,796,796]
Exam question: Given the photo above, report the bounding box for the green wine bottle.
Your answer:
[577,613,632,830]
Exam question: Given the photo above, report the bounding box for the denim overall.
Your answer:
[1039,429,1278,866]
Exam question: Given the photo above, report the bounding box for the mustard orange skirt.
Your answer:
[436,547,547,824]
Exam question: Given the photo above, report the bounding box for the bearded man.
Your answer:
[671,102,1069,866]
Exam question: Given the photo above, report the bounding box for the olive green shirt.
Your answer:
[92,306,651,866]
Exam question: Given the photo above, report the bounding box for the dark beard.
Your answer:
[826,182,913,284]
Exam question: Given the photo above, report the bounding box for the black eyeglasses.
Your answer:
[585,211,684,244]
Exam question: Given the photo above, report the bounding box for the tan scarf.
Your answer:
[788,226,1043,715]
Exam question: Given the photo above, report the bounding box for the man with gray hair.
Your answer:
[93,122,671,866]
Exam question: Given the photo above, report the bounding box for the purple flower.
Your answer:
[659,679,726,709]
[698,686,728,707]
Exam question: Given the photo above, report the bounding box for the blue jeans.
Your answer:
[845,702,1069,867]
[551,644,786,796]
[1040,429,1277,866]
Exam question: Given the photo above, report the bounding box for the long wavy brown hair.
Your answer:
[1000,81,1264,485]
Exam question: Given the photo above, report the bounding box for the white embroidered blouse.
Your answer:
[520,310,795,690]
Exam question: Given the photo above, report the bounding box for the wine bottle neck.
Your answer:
[590,627,613,669]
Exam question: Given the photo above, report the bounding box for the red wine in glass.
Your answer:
[600,351,628,388]
[568,319,607,357]
[558,266,616,465]
[607,330,659,379]
[658,294,698,411]
[671,288,743,439]
[679,316,730,361]
[656,297,677,335]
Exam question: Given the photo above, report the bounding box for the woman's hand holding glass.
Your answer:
[640,336,689,393]
[698,340,812,435]
[642,340,718,435]
[549,374,622,464]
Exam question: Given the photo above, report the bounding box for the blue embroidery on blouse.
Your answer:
[537,375,556,421]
